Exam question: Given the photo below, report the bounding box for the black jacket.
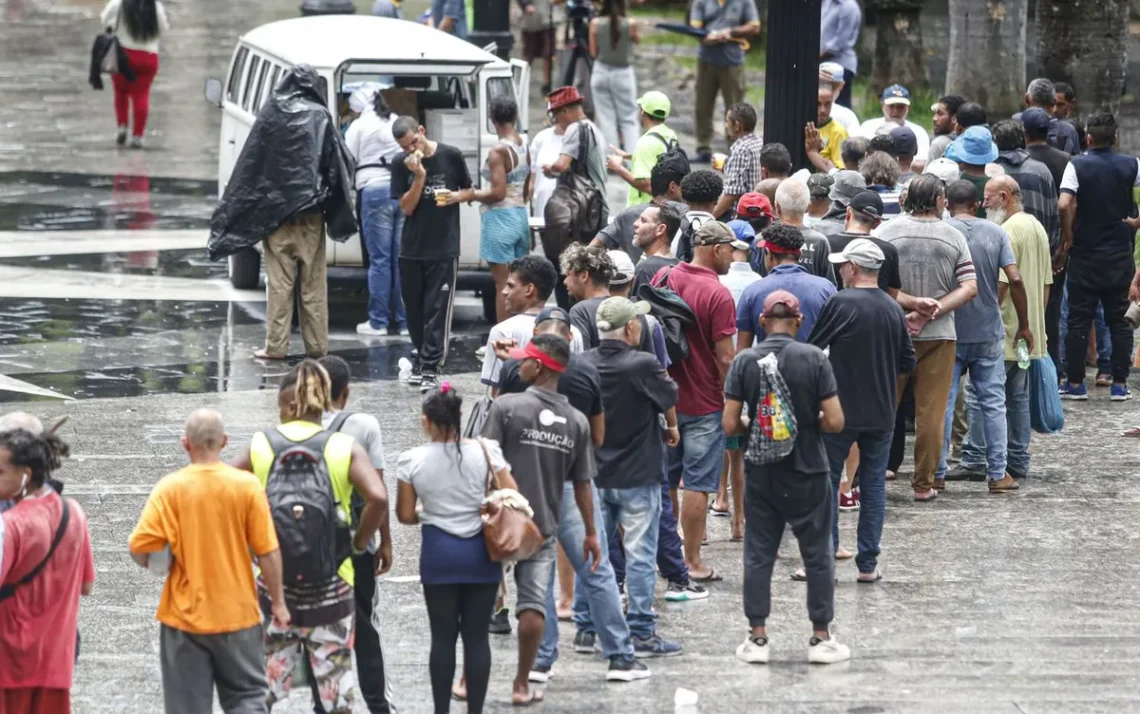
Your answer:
[207,65,357,261]
[89,32,135,90]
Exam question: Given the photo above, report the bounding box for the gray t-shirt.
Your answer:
[929,133,953,161]
[877,215,978,341]
[945,216,1015,344]
[371,0,402,17]
[692,0,760,67]
[560,119,610,216]
[481,386,594,537]
[396,439,508,538]
[322,411,386,469]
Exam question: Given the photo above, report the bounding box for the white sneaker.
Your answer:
[807,636,851,664]
[475,345,487,358]
[734,635,769,664]
[356,321,387,336]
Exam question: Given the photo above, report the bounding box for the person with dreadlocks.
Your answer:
[231,359,390,714]
[100,0,170,148]
[0,424,94,714]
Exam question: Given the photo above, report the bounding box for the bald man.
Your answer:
[755,177,783,203]
[129,408,288,714]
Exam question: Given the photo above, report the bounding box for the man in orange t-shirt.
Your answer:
[129,409,288,714]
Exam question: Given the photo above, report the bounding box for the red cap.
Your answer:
[736,192,774,220]
[762,289,802,318]
[546,86,584,113]
[508,340,567,373]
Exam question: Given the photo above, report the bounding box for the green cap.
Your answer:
[637,91,671,120]
[595,297,651,332]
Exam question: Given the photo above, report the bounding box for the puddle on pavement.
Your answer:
[4,340,486,402]
[0,249,228,280]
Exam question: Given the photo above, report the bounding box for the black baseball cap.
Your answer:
[889,125,918,156]
[849,190,885,221]
[535,306,571,326]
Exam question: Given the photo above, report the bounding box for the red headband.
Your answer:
[510,341,567,373]
[759,239,802,256]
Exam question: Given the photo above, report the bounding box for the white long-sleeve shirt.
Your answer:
[344,110,401,190]
[101,0,170,53]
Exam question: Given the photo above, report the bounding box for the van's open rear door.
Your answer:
[509,59,530,134]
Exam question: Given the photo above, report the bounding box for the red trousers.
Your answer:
[111,48,159,137]
[0,688,70,714]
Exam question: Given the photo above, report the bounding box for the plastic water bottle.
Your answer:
[398,357,413,381]
[1015,338,1030,370]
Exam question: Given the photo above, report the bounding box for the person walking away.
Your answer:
[724,290,850,665]
[818,0,860,108]
[805,174,835,227]
[0,429,94,713]
[810,241,915,583]
[593,161,689,261]
[859,151,903,219]
[655,221,739,583]
[857,85,930,159]
[827,190,902,292]
[771,180,834,282]
[129,409,287,714]
[318,356,396,714]
[606,91,680,208]
[818,62,860,135]
[482,335,649,702]
[582,297,685,656]
[589,0,641,155]
[1022,78,1079,155]
[392,115,473,392]
[345,88,408,338]
[460,97,531,324]
[519,0,558,95]
[230,361,391,714]
[101,0,169,148]
[934,180,1028,494]
[1057,112,1139,401]
[564,244,618,348]
[396,385,514,714]
[711,221,760,539]
[804,86,849,174]
[736,224,836,347]
[674,169,723,262]
[992,120,1059,251]
[714,103,765,218]
[631,203,684,295]
[889,126,919,181]
[689,0,761,163]
[877,174,979,501]
[985,178,1052,480]
[208,66,357,361]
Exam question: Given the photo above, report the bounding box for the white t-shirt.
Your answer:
[1059,159,1140,193]
[858,117,931,160]
[830,103,861,137]
[480,312,586,386]
[344,111,401,190]
[397,438,509,538]
[530,127,565,219]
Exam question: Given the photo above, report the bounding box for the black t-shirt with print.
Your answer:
[391,142,473,260]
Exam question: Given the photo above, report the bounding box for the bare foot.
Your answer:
[836,546,853,560]
[556,601,573,621]
[731,520,744,542]
[512,686,544,706]
[452,679,467,701]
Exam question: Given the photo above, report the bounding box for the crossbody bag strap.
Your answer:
[0,496,71,602]
[475,437,498,496]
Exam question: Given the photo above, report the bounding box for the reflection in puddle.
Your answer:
[0,249,228,281]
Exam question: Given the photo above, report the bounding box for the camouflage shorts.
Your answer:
[264,613,357,712]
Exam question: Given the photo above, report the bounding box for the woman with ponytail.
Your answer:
[231,359,391,713]
[396,382,517,714]
[0,422,94,714]
[100,0,170,148]
[588,0,640,154]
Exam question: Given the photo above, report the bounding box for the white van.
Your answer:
[204,16,530,321]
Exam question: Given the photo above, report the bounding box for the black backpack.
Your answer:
[638,265,697,364]
[647,130,690,177]
[264,428,351,584]
[542,120,605,262]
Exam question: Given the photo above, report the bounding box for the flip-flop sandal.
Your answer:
[1096,374,1112,387]
[791,568,807,582]
[858,570,883,584]
[1123,427,1140,437]
[691,568,723,583]
[710,506,730,517]
[835,547,854,561]
[730,534,743,543]
[885,470,896,481]
[512,689,545,707]
[252,349,286,361]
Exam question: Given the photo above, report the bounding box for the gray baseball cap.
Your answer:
[830,170,867,207]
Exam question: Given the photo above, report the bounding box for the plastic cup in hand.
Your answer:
[434,188,452,206]
[1016,338,1030,370]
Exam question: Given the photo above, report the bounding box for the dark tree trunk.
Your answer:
[864,0,929,97]
[1036,0,1129,114]
[763,0,822,171]
[946,0,1027,116]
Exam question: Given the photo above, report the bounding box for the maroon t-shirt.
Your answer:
[654,262,737,416]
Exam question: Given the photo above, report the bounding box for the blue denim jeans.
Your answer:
[666,411,726,493]
[597,485,661,639]
[536,482,633,668]
[823,429,892,574]
[1059,281,1110,377]
[361,182,406,330]
[609,455,689,586]
[938,340,1007,481]
[1005,361,1031,477]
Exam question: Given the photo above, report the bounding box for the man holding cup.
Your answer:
[391,115,474,392]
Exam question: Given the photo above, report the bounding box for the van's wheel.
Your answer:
[229,248,261,289]
[481,288,497,324]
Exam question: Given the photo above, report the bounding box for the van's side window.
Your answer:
[242,56,263,112]
[252,61,271,112]
[226,47,249,104]
[266,66,282,103]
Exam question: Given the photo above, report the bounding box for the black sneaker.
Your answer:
[419,372,439,393]
[488,608,511,635]
[405,360,423,385]
[664,579,709,602]
[946,464,986,482]
[632,634,683,658]
[606,656,651,681]
[573,630,598,653]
